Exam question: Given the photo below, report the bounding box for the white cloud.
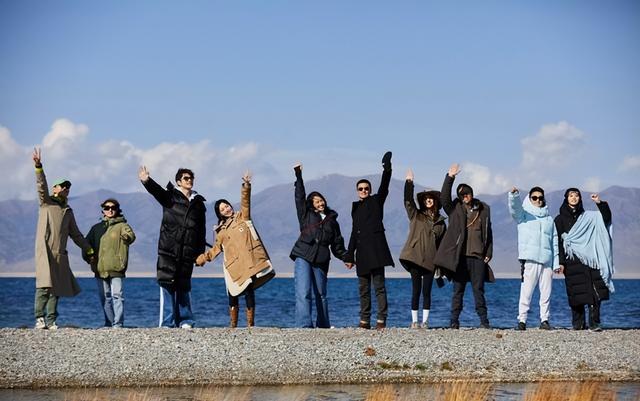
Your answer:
[457,162,510,195]
[0,126,33,200]
[521,121,585,170]
[0,119,386,201]
[582,177,602,193]
[618,155,640,172]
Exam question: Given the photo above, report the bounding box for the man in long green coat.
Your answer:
[32,148,94,329]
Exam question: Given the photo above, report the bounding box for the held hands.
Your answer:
[554,265,565,275]
[591,193,601,204]
[406,168,414,182]
[138,166,150,183]
[448,163,461,177]
[195,254,207,267]
[32,147,42,166]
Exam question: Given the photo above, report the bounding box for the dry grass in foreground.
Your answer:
[58,380,637,401]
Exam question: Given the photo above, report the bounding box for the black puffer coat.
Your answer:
[289,169,347,271]
[433,174,494,282]
[555,190,611,306]
[143,178,207,291]
[344,167,395,275]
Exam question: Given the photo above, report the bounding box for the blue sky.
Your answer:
[1,1,639,201]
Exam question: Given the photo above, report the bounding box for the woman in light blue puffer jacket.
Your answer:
[508,186,560,331]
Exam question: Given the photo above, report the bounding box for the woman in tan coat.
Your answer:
[196,171,275,327]
[32,148,94,330]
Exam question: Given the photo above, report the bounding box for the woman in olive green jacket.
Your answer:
[399,169,446,328]
[85,198,136,328]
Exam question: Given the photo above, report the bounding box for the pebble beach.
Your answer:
[1,327,639,389]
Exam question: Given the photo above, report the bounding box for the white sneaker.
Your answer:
[35,317,46,329]
[180,323,193,329]
[48,322,58,330]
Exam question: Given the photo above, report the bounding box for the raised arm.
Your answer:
[508,188,525,223]
[403,170,418,220]
[139,166,173,208]
[293,163,306,223]
[592,194,612,226]
[240,170,251,219]
[377,151,392,203]
[33,148,52,206]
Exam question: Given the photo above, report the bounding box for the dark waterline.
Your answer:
[1,278,639,329]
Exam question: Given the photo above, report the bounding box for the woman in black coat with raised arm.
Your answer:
[290,163,347,328]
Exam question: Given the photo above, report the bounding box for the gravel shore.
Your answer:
[1,327,639,388]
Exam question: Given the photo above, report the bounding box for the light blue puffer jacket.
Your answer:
[508,191,559,268]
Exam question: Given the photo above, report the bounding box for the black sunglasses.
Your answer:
[102,205,117,211]
[181,176,193,181]
[357,186,370,192]
[530,196,544,201]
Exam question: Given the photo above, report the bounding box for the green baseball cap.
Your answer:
[52,178,71,189]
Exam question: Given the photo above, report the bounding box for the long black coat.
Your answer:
[289,170,347,271]
[433,174,494,282]
[345,168,395,275]
[143,178,207,291]
[555,199,611,306]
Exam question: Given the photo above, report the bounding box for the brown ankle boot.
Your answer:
[229,306,238,328]
[246,307,255,327]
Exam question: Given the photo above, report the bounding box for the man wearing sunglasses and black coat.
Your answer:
[344,151,394,330]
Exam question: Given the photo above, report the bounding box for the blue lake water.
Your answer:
[1,277,639,329]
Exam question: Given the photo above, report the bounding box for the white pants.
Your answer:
[518,261,553,323]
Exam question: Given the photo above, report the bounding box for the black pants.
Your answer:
[571,301,601,329]
[358,267,388,323]
[401,260,435,310]
[451,256,488,324]
[229,286,255,308]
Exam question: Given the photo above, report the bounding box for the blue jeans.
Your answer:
[294,257,330,328]
[159,286,194,327]
[96,277,124,327]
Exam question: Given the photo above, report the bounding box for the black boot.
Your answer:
[589,303,602,331]
[571,305,586,330]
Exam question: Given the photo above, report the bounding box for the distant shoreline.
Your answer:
[1,328,639,388]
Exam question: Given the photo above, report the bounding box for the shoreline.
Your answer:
[1,328,639,389]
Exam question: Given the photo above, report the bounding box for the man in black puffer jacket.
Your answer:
[139,166,206,328]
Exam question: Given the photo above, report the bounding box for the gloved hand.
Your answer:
[382,151,392,171]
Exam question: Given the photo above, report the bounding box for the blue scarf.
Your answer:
[562,210,614,293]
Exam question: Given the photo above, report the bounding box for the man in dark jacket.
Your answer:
[344,152,394,330]
[434,163,494,329]
[138,166,207,328]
